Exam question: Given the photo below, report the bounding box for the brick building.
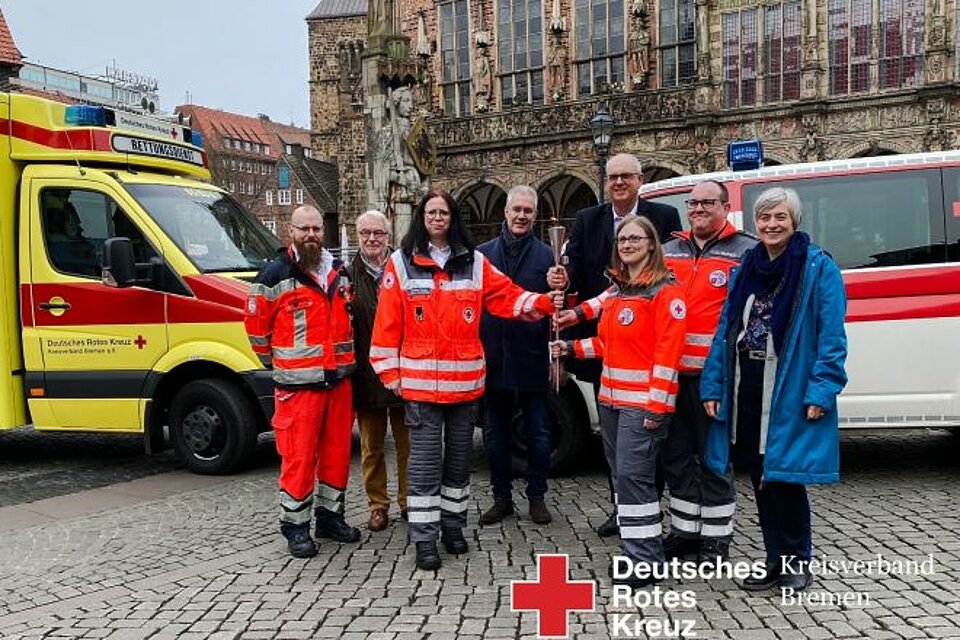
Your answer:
[325,1,957,238]
[176,105,339,245]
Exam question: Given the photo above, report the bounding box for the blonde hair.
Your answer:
[609,215,672,286]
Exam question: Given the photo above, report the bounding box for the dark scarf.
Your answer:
[499,222,533,278]
[726,231,810,355]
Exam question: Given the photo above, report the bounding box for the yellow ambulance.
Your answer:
[0,93,282,473]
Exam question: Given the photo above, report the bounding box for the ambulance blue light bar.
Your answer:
[727,139,764,171]
[65,105,110,127]
[190,131,203,148]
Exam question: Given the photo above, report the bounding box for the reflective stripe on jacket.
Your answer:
[245,247,355,389]
[663,223,757,373]
[571,276,687,414]
[369,247,556,404]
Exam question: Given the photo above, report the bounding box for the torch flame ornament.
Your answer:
[547,220,567,392]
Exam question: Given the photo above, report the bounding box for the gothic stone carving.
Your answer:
[799,114,825,162]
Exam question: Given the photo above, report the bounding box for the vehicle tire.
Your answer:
[510,384,587,478]
[169,378,258,475]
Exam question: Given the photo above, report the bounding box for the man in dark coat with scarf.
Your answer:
[477,185,567,525]
[350,210,408,532]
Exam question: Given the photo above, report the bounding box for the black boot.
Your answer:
[697,539,730,565]
[663,533,699,560]
[314,508,360,543]
[415,541,441,570]
[741,562,781,591]
[597,512,619,538]
[280,524,317,559]
[479,498,515,525]
[440,527,469,554]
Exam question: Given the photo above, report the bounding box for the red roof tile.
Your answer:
[175,104,312,158]
[0,10,23,66]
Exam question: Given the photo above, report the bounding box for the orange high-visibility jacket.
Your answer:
[245,248,356,388]
[663,223,756,373]
[370,248,556,404]
[570,275,686,415]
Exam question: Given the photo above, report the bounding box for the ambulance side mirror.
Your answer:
[103,237,136,288]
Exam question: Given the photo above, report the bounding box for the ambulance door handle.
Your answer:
[39,296,72,317]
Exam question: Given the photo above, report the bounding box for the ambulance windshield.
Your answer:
[125,184,282,272]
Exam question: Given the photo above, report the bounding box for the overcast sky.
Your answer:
[3,1,319,127]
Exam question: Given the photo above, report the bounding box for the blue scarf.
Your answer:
[726,231,809,355]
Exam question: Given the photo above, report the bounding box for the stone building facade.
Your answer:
[308,0,960,240]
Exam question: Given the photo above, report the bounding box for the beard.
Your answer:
[294,240,322,270]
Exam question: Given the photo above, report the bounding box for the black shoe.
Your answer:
[440,527,469,554]
[285,531,318,558]
[613,573,659,589]
[415,541,441,570]
[697,539,730,565]
[597,513,619,538]
[778,569,811,592]
[401,508,408,521]
[315,515,361,543]
[479,498,515,525]
[662,533,699,560]
[528,499,553,525]
[741,562,781,591]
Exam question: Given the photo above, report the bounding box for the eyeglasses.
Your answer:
[359,230,388,238]
[685,198,725,209]
[616,235,650,245]
[291,224,323,234]
[425,209,451,219]
[607,173,639,183]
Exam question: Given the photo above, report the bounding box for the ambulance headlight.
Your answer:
[65,105,108,127]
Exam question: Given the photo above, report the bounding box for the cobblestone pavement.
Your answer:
[0,428,958,639]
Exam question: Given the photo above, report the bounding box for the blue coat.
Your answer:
[478,232,553,392]
[700,245,848,484]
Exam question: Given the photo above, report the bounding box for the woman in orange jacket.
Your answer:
[551,215,686,587]
[371,187,562,571]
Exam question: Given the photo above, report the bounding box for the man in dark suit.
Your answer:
[563,152,682,538]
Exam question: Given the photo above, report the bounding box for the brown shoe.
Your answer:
[528,499,553,525]
[367,508,389,532]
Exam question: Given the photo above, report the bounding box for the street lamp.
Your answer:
[589,105,615,203]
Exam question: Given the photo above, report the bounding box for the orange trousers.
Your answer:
[272,381,353,525]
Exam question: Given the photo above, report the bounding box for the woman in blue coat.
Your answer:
[700,187,847,593]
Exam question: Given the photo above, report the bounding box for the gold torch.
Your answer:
[547,219,567,393]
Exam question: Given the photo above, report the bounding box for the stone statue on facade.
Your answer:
[474,48,492,112]
[548,36,568,101]
[386,86,427,204]
[628,24,650,87]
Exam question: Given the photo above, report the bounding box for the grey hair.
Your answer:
[606,152,643,175]
[356,209,390,231]
[753,187,802,228]
[506,185,538,211]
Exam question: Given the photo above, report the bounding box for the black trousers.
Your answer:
[736,355,812,566]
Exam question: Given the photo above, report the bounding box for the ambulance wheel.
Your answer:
[169,378,258,475]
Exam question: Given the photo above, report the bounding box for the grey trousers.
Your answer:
[404,400,477,543]
[600,403,668,565]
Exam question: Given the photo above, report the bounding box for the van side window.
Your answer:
[743,169,945,269]
[41,189,157,279]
